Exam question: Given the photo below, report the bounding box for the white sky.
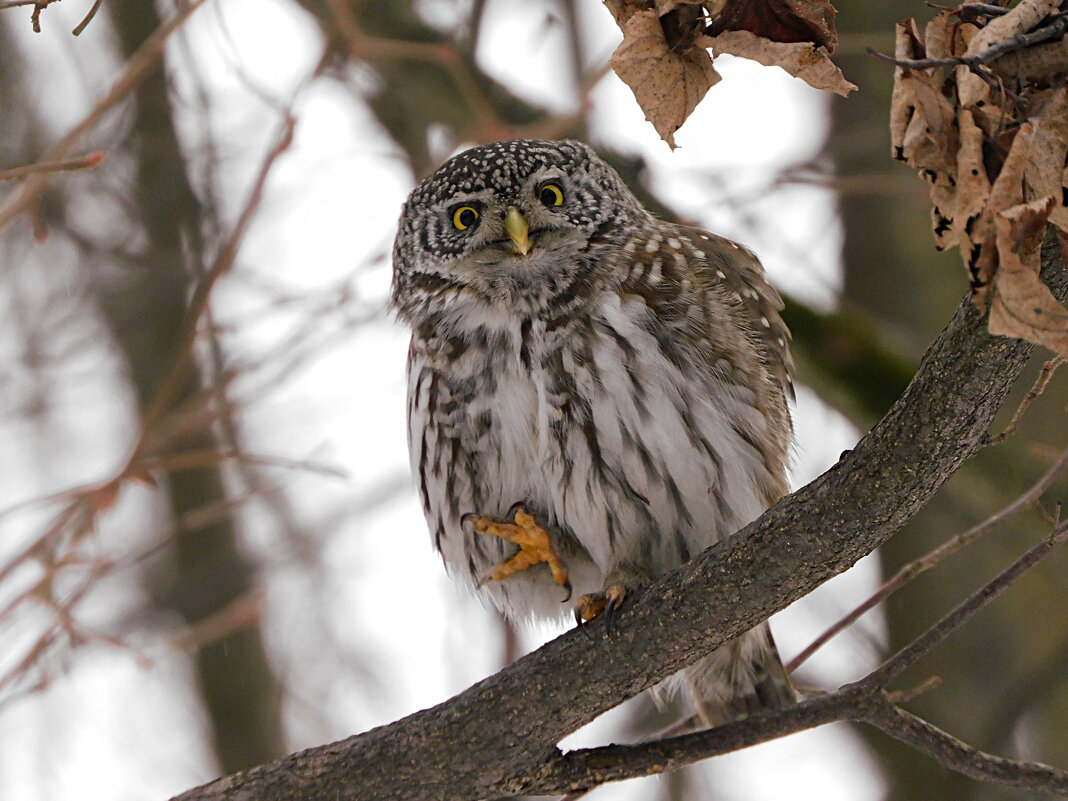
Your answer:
[0,1,887,800]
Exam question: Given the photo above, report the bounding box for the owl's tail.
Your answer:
[681,622,794,727]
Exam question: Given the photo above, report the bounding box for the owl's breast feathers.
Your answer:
[406,225,790,605]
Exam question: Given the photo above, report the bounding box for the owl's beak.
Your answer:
[505,206,532,256]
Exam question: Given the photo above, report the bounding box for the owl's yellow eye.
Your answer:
[452,206,480,230]
[538,183,565,207]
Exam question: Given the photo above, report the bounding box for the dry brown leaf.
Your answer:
[988,195,1068,355]
[706,0,839,51]
[1022,88,1068,202]
[904,72,958,175]
[959,0,1061,108]
[654,0,702,15]
[700,29,855,96]
[887,20,954,179]
[610,8,721,148]
[966,0,1060,54]
[953,109,994,289]
[986,101,1068,225]
[923,11,955,60]
[890,21,923,159]
[604,0,654,27]
[891,9,1068,354]
[991,37,1068,80]
[930,180,957,251]
[1048,167,1068,231]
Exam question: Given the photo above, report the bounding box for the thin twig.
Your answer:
[72,0,104,35]
[988,356,1065,444]
[137,110,296,435]
[323,0,507,145]
[0,0,209,232]
[958,4,1011,23]
[0,151,104,181]
[0,0,61,32]
[869,14,1068,72]
[140,448,347,479]
[867,518,1068,687]
[787,444,1068,673]
[858,694,1068,792]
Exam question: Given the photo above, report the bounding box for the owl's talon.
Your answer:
[575,585,628,635]
[603,585,627,635]
[468,505,570,591]
[560,577,572,603]
[574,606,596,640]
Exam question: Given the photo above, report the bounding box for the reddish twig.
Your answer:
[0,0,209,232]
[0,151,104,181]
[323,0,507,147]
[136,110,296,436]
[0,0,60,33]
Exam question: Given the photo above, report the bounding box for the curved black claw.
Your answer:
[561,577,572,603]
[506,500,529,520]
[459,511,477,530]
[574,607,596,640]
[603,598,622,636]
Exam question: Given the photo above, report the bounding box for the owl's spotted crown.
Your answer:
[407,139,596,206]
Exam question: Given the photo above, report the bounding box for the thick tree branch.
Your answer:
[170,243,1068,801]
[507,510,1068,795]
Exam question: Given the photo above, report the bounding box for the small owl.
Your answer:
[391,139,793,725]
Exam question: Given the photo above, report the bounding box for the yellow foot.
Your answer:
[575,585,627,633]
[463,503,571,600]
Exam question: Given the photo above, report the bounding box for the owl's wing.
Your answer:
[676,225,795,403]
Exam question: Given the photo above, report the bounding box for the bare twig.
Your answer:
[869,12,1068,110]
[0,0,61,33]
[869,13,1068,72]
[72,0,104,36]
[137,110,296,435]
[787,444,1068,673]
[988,356,1065,445]
[139,448,347,479]
[323,0,508,147]
[0,100,296,712]
[0,0,208,232]
[0,151,104,181]
[867,518,1068,687]
[959,4,1011,23]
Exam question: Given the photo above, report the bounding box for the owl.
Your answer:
[391,139,794,726]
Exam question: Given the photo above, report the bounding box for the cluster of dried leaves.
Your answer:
[892,0,1068,355]
[604,0,855,147]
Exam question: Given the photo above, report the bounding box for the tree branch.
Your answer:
[505,510,1068,796]
[170,242,1068,800]
[0,0,208,234]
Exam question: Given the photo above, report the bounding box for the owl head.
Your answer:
[391,139,647,324]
